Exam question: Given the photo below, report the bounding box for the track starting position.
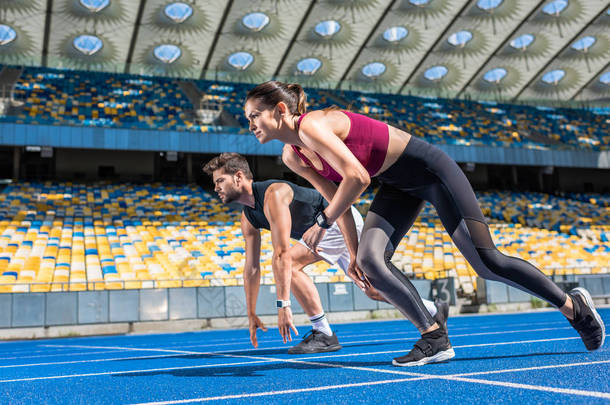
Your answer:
[242,81,605,366]
[204,152,449,354]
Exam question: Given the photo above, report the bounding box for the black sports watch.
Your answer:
[315,211,332,229]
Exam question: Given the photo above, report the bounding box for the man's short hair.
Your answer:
[202,153,253,179]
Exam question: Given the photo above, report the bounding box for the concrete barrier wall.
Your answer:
[0,279,449,329]
[478,275,610,305]
[1,123,608,168]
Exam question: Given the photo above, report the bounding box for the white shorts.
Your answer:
[298,206,364,272]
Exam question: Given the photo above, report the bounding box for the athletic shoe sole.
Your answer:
[287,344,342,355]
[571,287,606,350]
[392,348,455,367]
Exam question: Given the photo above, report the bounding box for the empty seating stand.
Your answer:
[0,66,606,151]
[0,183,607,295]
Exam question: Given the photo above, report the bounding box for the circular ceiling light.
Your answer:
[228,52,254,70]
[542,0,568,16]
[362,62,386,79]
[315,20,341,38]
[510,34,534,50]
[383,26,408,43]
[296,58,322,75]
[154,44,182,63]
[571,36,596,51]
[79,0,110,12]
[73,35,103,55]
[448,30,473,47]
[424,66,448,81]
[242,12,270,32]
[409,0,431,5]
[477,0,503,10]
[483,68,507,83]
[541,69,565,85]
[164,3,193,23]
[0,25,17,46]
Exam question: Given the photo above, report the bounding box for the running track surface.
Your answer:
[1,309,609,404]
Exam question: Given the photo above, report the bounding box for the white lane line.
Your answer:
[293,336,584,361]
[0,358,292,383]
[12,335,581,370]
[41,345,200,354]
[77,320,570,350]
[0,336,597,382]
[0,320,570,361]
[0,318,579,354]
[333,327,574,347]
[4,343,610,402]
[0,353,209,369]
[439,376,610,400]
[0,350,133,362]
[454,336,581,349]
[106,321,569,350]
[102,325,574,353]
[130,376,431,405]
[453,359,610,378]
[129,360,610,404]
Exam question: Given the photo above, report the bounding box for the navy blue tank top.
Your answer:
[242,180,328,240]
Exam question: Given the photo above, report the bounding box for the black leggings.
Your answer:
[356,137,567,331]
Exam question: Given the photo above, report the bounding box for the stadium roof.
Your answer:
[0,0,608,103]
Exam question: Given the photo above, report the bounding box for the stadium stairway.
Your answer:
[0,66,24,116]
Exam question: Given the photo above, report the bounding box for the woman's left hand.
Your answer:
[302,223,326,253]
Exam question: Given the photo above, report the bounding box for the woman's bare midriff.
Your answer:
[373,125,411,177]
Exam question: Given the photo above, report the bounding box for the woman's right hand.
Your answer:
[347,259,388,302]
[346,259,367,291]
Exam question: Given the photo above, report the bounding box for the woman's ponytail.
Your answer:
[286,83,306,116]
[246,81,307,116]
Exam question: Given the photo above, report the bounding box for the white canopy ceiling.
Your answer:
[0,0,608,103]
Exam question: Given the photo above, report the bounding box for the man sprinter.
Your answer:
[203,153,446,354]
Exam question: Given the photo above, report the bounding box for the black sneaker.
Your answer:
[433,299,450,333]
[568,287,605,351]
[287,329,342,354]
[392,328,455,367]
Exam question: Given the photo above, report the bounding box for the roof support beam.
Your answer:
[570,61,610,101]
[398,0,474,94]
[201,0,234,78]
[336,0,398,88]
[273,0,317,79]
[455,0,545,98]
[512,6,609,101]
[41,0,54,67]
[124,0,147,74]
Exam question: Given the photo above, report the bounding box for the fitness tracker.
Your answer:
[315,211,332,229]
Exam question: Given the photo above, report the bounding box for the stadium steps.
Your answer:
[177,80,203,107]
[0,66,24,115]
[177,80,239,127]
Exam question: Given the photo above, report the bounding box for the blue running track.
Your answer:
[1,309,608,404]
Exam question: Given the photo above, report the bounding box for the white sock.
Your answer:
[310,312,333,336]
[423,299,437,317]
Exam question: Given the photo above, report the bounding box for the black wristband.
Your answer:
[315,211,332,229]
